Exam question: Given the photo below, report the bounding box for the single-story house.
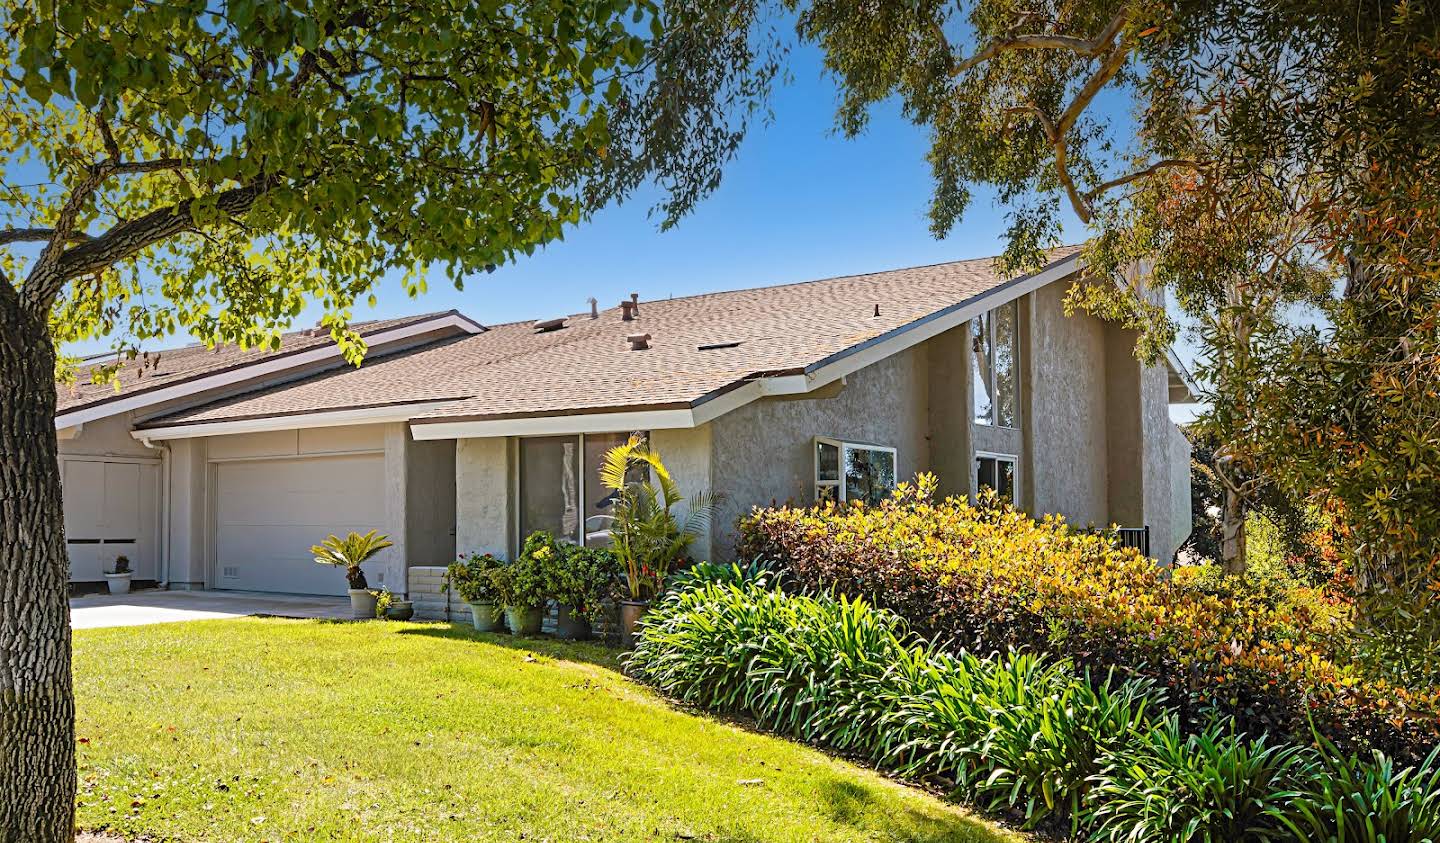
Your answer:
[55,247,1195,599]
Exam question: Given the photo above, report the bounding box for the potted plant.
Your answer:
[444,553,504,632]
[104,555,132,595]
[495,536,551,635]
[551,544,621,640]
[312,530,393,619]
[373,587,413,621]
[598,437,720,647]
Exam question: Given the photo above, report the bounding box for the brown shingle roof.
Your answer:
[139,248,1081,429]
[56,312,466,415]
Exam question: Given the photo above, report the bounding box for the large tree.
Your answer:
[787,0,1440,648]
[0,1,772,838]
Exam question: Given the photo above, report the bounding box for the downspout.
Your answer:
[138,436,172,589]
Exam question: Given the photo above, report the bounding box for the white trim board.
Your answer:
[56,312,482,430]
[132,401,460,441]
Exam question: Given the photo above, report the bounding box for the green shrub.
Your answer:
[552,544,621,622]
[1279,735,1440,842]
[1085,717,1317,842]
[738,475,1440,762]
[628,578,1162,831]
[444,552,504,604]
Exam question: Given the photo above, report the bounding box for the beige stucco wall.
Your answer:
[650,425,715,564]
[58,412,158,459]
[707,344,932,558]
[1027,283,1110,528]
[455,436,511,558]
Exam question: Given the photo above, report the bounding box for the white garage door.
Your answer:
[214,454,386,596]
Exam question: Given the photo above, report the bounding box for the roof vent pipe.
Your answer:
[588,297,599,319]
[620,300,636,321]
[627,332,652,351]
[629,292,640,317]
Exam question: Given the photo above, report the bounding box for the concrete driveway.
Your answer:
[71,589,352,629]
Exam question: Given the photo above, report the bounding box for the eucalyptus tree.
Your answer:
[0,1,774,838]
[788,0,1440,612]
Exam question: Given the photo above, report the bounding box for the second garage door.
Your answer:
[214,454,387,596]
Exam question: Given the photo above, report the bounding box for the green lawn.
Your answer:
[74,618,1025,842]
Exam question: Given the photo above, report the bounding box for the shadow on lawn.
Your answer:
[815,775,1023,843]
[394,622,625,670]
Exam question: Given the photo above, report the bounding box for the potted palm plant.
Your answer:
[104,554,132,595]
[551,544,621,640]
[444,552,504,632]
[599,436,719,647]
[312,530,393,619]
[494,539,550,635]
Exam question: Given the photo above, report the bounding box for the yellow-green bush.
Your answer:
[738,475,1440,762]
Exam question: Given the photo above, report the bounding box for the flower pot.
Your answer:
[619,600,650,649]
[385,600,413,621]
[104,572,132,595]
[467,601,502,632]
[554,603,591,640]
[505,605,544,636]
[348,588,378,619]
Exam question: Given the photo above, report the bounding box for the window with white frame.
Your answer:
[975,452,1018,501]
[815,438,897,506]
[972,299,1019,428]
[518,432,631,549]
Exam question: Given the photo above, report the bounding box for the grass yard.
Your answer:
[74,618,1025,843]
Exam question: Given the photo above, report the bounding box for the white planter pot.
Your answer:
[104,573,132,595]
[348,588,378,619]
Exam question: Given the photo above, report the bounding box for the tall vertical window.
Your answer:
[518,432,633,549]
[972,299,1019,427]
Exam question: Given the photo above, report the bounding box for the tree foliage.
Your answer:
[782,0,1440,654]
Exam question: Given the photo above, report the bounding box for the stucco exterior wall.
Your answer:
[1164,422,1193,562]
[455,436,511,558]
[707,344,932,558]
[651,425,715,564]
[1027,283,1110,528]
[58,412,157,459]
[405,436,457,568]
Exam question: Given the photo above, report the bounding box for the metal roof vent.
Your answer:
[534,317,566,333]
[627,332,652,351]
[697,341,742,351]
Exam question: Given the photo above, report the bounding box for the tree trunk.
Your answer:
[1220,486,1247,575]
[0,295,75,842]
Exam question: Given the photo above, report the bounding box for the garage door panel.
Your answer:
[215,455,386,596]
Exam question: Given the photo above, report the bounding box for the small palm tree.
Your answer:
[312,530,393,590]
[599,437,719,600]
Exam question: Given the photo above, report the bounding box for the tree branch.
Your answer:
[0,228,93,246]
[1085,159,1204,200]
[53,179,274,283]
[949,12,1128,76]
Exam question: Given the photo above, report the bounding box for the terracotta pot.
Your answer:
[468,601,502,632]
[506,605,544,636]
[619,600,650,649]
[554,603,591,640]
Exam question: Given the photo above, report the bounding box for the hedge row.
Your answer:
[736,475,1440,763]
[627,575,1440,840]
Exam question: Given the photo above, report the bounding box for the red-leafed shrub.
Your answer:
[737,475,1440,762]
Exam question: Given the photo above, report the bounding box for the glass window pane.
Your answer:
[816,484,838,505]
[977,457,996,493]
[843,447,896,505]
[995,300,1018,427]
[998,459,1015,500]
[972,314,993,425]
[519,436,580,545]
[582,432,629,547]
[816,440,840,483]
